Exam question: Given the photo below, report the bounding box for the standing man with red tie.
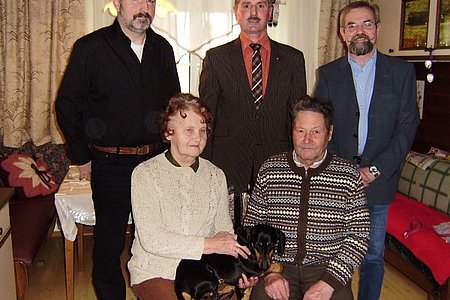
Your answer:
[199,0,307,196]
[56,0,180,299]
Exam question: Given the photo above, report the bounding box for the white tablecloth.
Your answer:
[55,166,94,241]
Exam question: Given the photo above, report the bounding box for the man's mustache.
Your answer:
[134,12,151,21]
[351,33,370,42]
[247,16,261,22]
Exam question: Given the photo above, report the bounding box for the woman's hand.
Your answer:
[204,231,250,258]
[238,273,259,289]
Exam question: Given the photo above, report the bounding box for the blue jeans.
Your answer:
[357,204,389,300]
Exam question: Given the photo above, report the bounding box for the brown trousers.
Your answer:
[133,278,178,300]
[133,278,239,300]
[250,263,354,300]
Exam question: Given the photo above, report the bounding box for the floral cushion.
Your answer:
[1,153,59,198]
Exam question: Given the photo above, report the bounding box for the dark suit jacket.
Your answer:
[199,38,306,193]
[315,51,420,205]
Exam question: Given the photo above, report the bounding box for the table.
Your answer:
[55,166,133,300]
[55,166,93,300]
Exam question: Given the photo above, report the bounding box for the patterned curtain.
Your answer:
[0,0,85,148]
[318,0,350,66]
[318,0,376,66]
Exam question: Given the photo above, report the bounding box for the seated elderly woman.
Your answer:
[127,93,250,300]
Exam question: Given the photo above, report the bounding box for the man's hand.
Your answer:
[359,167,376,187]
[78,161,92,181]
[303,280,334,300]
[263,273,289,300]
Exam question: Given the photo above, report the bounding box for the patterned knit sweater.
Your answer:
[244,152,370,290]
[128,152,233,285]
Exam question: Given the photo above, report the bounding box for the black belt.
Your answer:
[92,144,158,155]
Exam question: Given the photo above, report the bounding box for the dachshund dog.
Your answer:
[175,224,286,300]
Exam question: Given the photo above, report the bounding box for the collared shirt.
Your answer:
[348,51,377,155]
[240,33,271,95]
[292,149,328,169]
[165,150,199,172]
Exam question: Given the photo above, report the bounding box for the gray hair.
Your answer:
[339,1,380,28]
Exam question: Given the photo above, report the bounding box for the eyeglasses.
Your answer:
[344,21,376,33]
[131,0,156,4]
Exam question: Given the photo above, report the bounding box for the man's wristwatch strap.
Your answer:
[369,165,380,178]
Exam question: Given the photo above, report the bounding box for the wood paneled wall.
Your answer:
[409,60,450,153]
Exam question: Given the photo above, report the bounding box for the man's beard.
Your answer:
[349,33,374,56]
[121,12,152,34]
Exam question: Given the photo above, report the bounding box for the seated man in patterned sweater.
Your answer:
[244,96,370,300]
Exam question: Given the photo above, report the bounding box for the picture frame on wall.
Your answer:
[436,0,450,48]
[400,0,431,50]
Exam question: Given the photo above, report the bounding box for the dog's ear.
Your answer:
[236,226,252,246]
[275,229,286,255]
[181,291,193,300]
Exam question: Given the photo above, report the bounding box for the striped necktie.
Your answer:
[250,43,263,109]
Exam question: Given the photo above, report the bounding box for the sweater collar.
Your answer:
[164,150,199,172]
[287,151,333,177]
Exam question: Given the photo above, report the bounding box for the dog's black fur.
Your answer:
[174,224,286,300]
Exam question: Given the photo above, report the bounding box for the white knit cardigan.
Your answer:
[128,152,233,285]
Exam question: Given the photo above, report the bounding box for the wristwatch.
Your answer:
[369,165,381,178]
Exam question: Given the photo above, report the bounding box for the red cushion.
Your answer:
[387,193,450,284]
[1,153,58,198]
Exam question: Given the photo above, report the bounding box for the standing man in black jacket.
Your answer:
[56,0,180,299]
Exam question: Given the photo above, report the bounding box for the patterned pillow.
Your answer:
[398,159,450,215]
[0,153,59,198]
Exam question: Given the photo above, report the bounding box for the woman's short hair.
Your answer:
[160,93,213,142]
[291,95,334,132]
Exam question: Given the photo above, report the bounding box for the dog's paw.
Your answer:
[218,284,235,299]
[267,262,284,273]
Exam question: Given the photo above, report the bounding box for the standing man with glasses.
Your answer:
[199,0,306,197]
[56,0,180,299]
[315,2,419,299]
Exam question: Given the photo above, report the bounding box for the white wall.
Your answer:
[268,1,320,94]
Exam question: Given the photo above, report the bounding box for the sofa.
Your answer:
[385,155,450,300]
[0,142,70,300]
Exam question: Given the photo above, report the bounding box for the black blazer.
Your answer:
[315,51,420,205]
[199,38,306,193]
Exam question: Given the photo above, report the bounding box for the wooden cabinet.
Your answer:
[0,188,17,300]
